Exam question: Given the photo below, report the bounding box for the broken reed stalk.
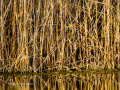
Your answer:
[0,0,119,73]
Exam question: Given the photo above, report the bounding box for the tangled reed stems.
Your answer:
[0,0,120,73]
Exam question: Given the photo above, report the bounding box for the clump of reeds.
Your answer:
[0,0,119,73]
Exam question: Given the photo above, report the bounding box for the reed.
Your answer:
[0,0,120,73]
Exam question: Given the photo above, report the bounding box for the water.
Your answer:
[0,72,120,90]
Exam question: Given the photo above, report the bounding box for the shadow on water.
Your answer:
[0,71,120,90]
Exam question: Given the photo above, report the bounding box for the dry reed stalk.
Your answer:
[56,1,59,69]
[0,0,120,72]
[36,0,41,72]
[49,0,54,71]
[103,1,106,68]
[106,0,110,67]
[116,1,120,68]
[24,0,29,72]
[59,0,64,70]
[12,0,16,72]
[33,0,36,72]
[0,0,3,70]
[95,1,99,68]
[19,0,22,71]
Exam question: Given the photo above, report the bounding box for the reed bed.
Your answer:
[0,0,120,73]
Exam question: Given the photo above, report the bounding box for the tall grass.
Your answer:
[0,0,120,73]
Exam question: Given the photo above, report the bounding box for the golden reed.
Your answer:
[0,0,120,73]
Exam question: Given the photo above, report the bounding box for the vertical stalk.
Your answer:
[50,0,54,70]
[83,0,86,69]
[60,0,64,70]
[103,0,106,69]
[56,7,59,68]
[85,16,88,69]
[106,0,110,67]
[25,0,29,71]
[110,1,114,69]
[37,0,41,72]
[12,0,16,72]
[0,0,3,71]
[33,0,36,72]
[34,75,36,90]
[116,1,120,68]
[95,2,99,68]
[23,0,28,72]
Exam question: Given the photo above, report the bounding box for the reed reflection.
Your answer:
[0,73,120,90]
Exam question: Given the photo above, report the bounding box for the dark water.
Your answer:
[0,72,120,90]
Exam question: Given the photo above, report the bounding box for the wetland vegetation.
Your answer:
[0,0,120,73]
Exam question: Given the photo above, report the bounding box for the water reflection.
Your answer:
[0,72,120,90]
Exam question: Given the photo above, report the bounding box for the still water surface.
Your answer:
[0,72,120,90]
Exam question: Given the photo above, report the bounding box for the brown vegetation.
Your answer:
[0,0,120,73]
